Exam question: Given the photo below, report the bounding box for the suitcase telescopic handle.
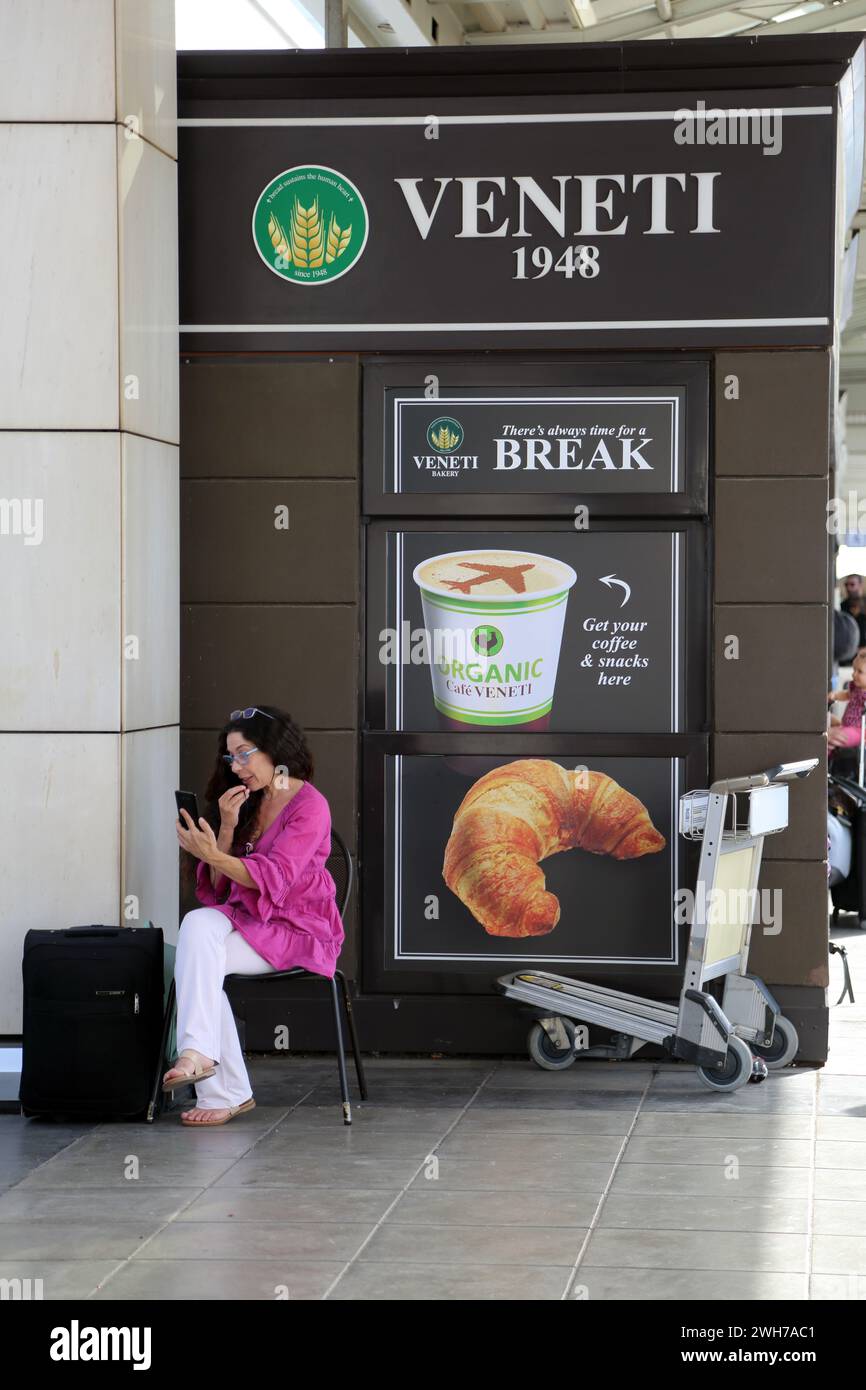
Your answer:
[66,926,122,936]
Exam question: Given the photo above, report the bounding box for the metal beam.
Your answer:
[566,0,599,26]
[466,0,782,42]
[756,0,866,29]
[521,0,549,28]
[324,0,347,46]
[476,0,509,29]
[345,6,383,45]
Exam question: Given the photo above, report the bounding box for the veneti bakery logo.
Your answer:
[252,165,369,283]
[426,417,464,452]
[415,416,478,479]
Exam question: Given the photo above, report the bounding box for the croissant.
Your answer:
[442,758,666,938]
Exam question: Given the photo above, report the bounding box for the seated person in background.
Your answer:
[846,596,866,648]
[829,651,866,752]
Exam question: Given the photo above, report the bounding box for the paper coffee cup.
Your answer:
[412,548,577,727]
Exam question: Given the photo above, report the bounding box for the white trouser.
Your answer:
[174,906,277,1109]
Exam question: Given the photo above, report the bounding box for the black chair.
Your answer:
[156,828,367,1125]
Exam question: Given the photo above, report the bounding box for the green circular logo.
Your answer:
[252,165,369,285]
[426,417,464,453]
[471,624,504,657]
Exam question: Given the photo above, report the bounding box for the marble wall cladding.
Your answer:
[0,3,179,1031]
[0,732,121,1031]
[0,431,121,731]
[121,724,179,942]
[122,432,179,732]
[115,0,177,159]
[117,126,179,444]
[0,0,116,120]
[0,122,119,428]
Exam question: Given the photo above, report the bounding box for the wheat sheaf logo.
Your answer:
[252,165,369,285]
[426,417,465,452]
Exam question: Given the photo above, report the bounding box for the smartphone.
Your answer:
[175,790,200,826]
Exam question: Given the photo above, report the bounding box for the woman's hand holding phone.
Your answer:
[176,809,220,863]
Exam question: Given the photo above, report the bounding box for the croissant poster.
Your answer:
[384,753,680,967]
[374,527,688,733]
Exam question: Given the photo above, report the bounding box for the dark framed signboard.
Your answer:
[362,356,709,517]
[364,519,708,735]
[361,733,708,993]
[178,88,837,353]
[360,355,710,994]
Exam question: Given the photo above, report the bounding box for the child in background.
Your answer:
[829,651,866,750]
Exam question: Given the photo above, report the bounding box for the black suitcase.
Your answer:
[21,925,166,1121]
[830,775,866,924]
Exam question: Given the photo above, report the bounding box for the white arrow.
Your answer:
[599,574,631,608]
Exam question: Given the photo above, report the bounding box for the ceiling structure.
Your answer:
[347,0,866,47]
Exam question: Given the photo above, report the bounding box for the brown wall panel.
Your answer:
[714,478,829,603]
[712,733,827,862]
[746,860,830,988]
[181,479,358,603]
[715,350,831,477]
[180,356,362,983]
[181,604,358,731]
[180,358,359,478]
[714,604,828,733]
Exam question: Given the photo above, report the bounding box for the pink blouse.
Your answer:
[194,780,345,977]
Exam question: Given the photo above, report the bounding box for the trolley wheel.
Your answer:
[528,1018,577,1071]
[751,1015,799,1069]
[696,1035,753,1093]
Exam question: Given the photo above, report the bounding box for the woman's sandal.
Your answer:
[161,1049,217,1092]
[180,1098,256,1127]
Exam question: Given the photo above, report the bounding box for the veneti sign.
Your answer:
[178,91,836,350]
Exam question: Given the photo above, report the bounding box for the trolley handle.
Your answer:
[762,758,819,783]
[709,758,819,796]
[709,772,768,795]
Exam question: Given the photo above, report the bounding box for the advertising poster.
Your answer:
[371,527,692,734]
[179,93,835,351]
[361,358,708,516]
[381,752,682,969]
[386,387,683,496]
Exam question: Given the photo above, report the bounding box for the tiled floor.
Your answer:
[1,926,865,1301]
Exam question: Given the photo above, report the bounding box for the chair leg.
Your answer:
[335,970,368,1100]
[329,975,352,1125]
[148,977,176,1123]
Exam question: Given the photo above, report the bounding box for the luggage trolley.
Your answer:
[497,759,818,1092]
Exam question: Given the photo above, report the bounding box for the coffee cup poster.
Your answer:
[376,529,686,733]
[383,753,680,966]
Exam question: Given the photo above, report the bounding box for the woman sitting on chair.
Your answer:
[166,705,344,1126]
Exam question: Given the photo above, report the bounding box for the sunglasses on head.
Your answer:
[229,707,274,722]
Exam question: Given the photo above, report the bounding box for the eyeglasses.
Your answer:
[222,747,260,766]
[230,707,274,722]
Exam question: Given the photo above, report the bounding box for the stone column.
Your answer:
[0,0,179,1032]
